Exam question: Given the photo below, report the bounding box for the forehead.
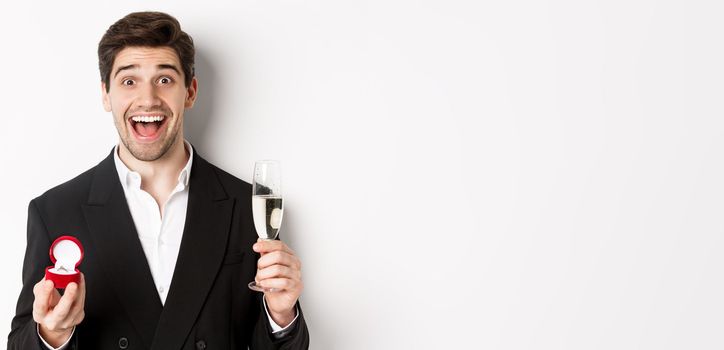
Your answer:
[112,46,181,72]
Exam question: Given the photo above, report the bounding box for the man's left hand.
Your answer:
[253,239,303,327]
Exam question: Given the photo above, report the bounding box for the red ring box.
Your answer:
[45,236,83,289]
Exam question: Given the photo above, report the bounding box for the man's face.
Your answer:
[102,46,197,162]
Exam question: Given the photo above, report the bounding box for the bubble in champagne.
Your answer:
[270,208,283,229]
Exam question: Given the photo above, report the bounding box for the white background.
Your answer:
[1,1,723,349]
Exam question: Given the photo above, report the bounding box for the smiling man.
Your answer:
[107,46,191,164]
[8,12,309,350]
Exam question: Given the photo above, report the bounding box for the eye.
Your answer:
[158,76,173,85]
[122,79,135,86]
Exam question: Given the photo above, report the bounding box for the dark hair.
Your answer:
[98,11,195,92]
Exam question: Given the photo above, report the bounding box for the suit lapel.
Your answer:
[150,152,234,350]
[82,150,162,349]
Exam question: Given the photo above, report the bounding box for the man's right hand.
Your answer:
[32,273,85,348]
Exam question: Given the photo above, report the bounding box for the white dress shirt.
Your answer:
[114,141,192,306]
[40,140,297,349]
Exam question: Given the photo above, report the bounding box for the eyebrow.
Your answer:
[113,64,182,78]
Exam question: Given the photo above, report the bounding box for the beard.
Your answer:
[114,106,181,162]
[121,127,179,162]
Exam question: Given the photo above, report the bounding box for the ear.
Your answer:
[184,77,198,109]
[101,82,112,112]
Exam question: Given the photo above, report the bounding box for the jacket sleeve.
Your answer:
[249,296,310,350]
[7,200,77,350]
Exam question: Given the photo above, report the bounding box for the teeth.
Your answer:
[131,115,165,123]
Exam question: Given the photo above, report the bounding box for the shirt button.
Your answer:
[159,286,165,293]
[118,337,129,349]
[196,340,207,349]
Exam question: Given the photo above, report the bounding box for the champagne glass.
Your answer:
[248,160,284,292]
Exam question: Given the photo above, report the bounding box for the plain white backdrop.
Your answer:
[1,1,723,349]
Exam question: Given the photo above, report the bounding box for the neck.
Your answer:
[117,136,189,188]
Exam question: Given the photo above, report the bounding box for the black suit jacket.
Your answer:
[8,148,309,349]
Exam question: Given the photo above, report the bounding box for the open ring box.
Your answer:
[45,236,84,289]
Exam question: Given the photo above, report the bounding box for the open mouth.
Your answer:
[128,114,169,142]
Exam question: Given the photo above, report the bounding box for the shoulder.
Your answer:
[203,159,252,196]
[31,156,106,212]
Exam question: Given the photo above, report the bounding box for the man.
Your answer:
[8,11,309,350]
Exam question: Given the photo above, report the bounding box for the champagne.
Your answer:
[248,160,284,292]
[252,195,284,239]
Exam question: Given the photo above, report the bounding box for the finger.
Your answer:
[32,277,46,295]
[62,305,85,329]
[68,280,86,322]
[48,287,62,311]
[258,277,298,291]
[257,251,301,270]
[70,309,85,326]
[77,273,86,304]
[51,282,78,321]
[253,239,288,253]
[44,280,55,300]
[255,265,300,282]
[71,275,86,318]
[253,240,295,255]
[34,280,56,310]
[32,280,53,320]
[62,276,86,328]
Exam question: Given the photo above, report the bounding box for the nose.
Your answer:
[136,81,163,110]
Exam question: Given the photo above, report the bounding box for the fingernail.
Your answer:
[253,244,260,251]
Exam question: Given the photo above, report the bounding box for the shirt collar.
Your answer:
[113,140,194,191]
